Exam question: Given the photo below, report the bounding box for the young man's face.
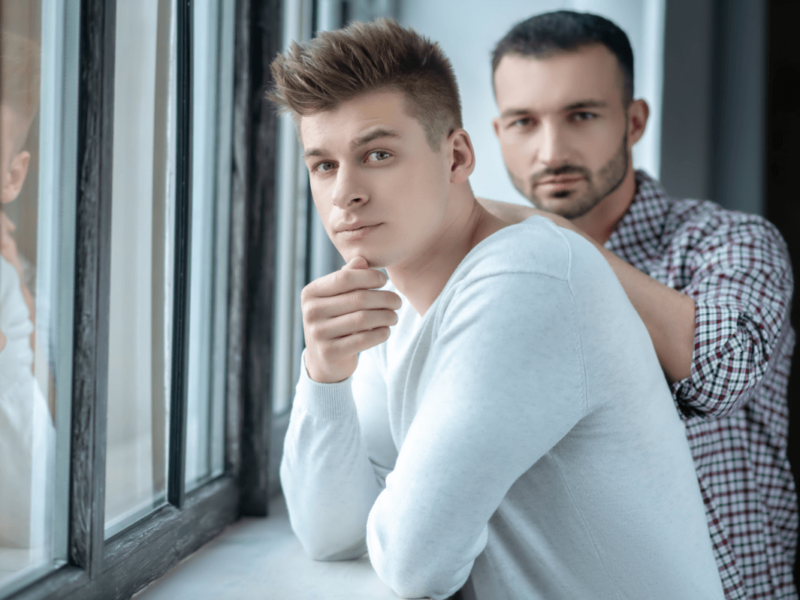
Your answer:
[492,44,634,219]
[0,103,31,204]
[300,90,452,268]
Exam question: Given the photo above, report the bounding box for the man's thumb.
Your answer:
[343,256,369,270]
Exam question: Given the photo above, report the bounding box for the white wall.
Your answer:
[398,0,665,205]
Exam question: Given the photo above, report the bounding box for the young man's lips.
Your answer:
[337,223,382,240]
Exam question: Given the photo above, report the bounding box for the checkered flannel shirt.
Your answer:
[605,171,798,599]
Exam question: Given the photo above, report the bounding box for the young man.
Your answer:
[0,30,53,556]
[271,19,724,600]
[482,11,796,599]
[0,31,38,351]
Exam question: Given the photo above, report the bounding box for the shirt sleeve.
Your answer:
[365,273,587,600]
[279,347,395,562]
[671,216,793,417]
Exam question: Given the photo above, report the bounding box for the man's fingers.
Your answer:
[329,327,391,356]
[304,289,401,321]
[300,256,395,383]
[303,266,387,300]
[0,212,15,233]
[311,308,398,341]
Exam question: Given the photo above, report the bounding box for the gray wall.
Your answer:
[660,0,766,214]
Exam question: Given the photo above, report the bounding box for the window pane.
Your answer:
[105,0,174,538]
[271,1,313,419]
[184,0,233,491]
[0,0,76,591]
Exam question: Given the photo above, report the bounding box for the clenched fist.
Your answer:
[301,256,402,383]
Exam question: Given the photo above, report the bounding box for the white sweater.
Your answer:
[280,216,725,600]
[0,256,54,551]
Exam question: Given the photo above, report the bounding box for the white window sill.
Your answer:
[135,493,400,600]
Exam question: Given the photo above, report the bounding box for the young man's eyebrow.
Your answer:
[302,128,401,158]
[350,128,401,150]
[563,100,607,111]
[499,108,532,119]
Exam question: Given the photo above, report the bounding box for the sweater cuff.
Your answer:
[295,351,357,420]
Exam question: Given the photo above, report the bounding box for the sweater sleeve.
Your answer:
[366,273,588,600]
[279,348,395,561]
[0,258,54,549]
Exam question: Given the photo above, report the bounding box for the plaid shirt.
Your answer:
[605,171,798,599]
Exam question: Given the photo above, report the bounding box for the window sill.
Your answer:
[134,493,400,599]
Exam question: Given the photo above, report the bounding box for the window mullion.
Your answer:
[167,0,193,510]
[68,0,117,577]
[234,0,283,518]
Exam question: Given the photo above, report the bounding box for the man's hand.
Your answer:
[301,256,402,384]
[477,196,581,234]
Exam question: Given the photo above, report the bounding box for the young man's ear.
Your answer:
[448,129,476,184]
[627,99,649,149]
[2,151,30,204]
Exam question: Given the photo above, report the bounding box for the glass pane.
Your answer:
[0,0,76,591]
[184,0,233,491]
[105,0,174,537]
[271,0,313,418]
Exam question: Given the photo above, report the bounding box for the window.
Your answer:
[0,1,69,593]
[0,1,399,597]
[0,0,281,597]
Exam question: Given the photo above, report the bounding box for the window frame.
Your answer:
[4,0,282,597]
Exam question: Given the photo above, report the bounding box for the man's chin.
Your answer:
[530,194,593,220]
[340,252,386,270]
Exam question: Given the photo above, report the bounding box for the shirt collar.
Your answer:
[605,170,672,266]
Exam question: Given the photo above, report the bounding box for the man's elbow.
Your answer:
[298,529,367,562]
[371,545,468,599]
[382,566,464,600]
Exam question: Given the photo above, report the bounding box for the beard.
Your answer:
[509,131,629,220]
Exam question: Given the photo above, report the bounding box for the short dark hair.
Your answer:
[492,11,634,105]
[268,18,462,150]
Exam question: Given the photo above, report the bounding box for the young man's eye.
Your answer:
[511,117,532,128]
[366,150,391,162]
[315,161,336,173]
[570,112,597,122]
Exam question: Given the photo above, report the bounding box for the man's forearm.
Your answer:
[281,364,382,560]
[597,247,694,382]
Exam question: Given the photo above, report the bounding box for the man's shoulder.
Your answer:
[661,197,790,263]
[455,215,601,285]
[637,172,788,254]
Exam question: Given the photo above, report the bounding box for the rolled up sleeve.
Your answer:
[671,218,793,418]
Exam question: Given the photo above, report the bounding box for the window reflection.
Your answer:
[0,1,64,588]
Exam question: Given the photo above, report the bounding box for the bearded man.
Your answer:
[481,11,797,599]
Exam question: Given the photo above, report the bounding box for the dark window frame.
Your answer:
[5,0,281,597]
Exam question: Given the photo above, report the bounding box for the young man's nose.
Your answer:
[330,166,368,209]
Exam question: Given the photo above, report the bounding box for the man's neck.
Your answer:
[573,166,637,245]
[387,187,506,316]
